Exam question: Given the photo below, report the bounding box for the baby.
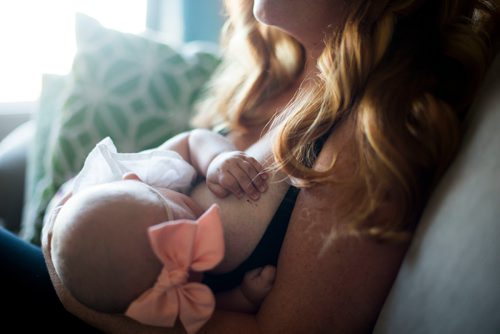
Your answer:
[49,130,279,334]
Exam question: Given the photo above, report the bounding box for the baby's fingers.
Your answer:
[246,157,268,183]
[207,182,230,198]
[215,173,245,199]
[231,162,263,201]
[237,159,268,193]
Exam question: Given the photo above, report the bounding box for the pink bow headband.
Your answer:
[125,204,224,334]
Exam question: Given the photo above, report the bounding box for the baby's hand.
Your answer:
[206,151,268,200]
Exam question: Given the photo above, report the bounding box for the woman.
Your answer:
[4,0,500,332]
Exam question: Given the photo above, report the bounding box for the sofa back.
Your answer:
[374,55,500,333]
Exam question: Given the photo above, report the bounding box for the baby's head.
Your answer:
[51,178,202,313]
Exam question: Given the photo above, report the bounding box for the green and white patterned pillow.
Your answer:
[21,74,69,242]
[20,14,220,244]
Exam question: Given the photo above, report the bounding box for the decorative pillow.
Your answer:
[20,13,220,244]
[21,74,69,242]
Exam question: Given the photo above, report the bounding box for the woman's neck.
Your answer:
[303,44,323,78]
[228,46,324,151]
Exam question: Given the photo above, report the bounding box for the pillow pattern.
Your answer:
[20,14,220,244]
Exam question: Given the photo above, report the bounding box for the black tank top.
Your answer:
[203,133,328,293]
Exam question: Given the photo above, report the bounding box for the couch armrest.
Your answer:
[0,120,34,232]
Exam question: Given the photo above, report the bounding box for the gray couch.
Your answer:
[374,54,500,334]
[0,119,33,231]
[0,55,499,333]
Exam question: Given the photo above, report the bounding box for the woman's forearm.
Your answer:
[200,310,261,334]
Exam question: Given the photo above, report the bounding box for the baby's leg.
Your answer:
[215,265,276,313]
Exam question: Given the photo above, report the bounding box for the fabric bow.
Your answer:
[125,204,224,334]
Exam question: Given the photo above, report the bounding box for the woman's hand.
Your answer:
[206,151,268,200]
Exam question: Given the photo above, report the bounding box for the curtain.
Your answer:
[147,0,223,43]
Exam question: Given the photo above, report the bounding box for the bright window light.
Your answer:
[0,0,147,103]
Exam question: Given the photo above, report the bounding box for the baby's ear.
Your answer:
[122,172,142,181]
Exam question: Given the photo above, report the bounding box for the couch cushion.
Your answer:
[374,55,500,334]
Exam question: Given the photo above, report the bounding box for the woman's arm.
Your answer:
[42,127,410,333]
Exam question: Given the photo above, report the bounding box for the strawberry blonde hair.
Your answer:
[193,0,500,240]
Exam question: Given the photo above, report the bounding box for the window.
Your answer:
[0,0,147,103]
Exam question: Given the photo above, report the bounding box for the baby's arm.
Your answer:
[158,129,268,200]
[215,266,276,313]
[157,129,235,175]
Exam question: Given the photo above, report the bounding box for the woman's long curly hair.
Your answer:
[193,0,500,240]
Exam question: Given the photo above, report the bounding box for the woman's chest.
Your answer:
[226,126,267,151]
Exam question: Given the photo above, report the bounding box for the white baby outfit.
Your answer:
[73,137,197,194]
